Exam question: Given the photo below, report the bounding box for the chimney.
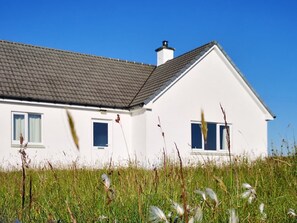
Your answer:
[155,40,175,66]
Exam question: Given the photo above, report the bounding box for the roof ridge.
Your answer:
[170,41,216,61]
[0,39,155,67]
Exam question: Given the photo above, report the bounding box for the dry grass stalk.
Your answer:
[153,167,159,193]
[273,158,292,166]
[158,116,167,171]
[29,175,33,220]
[175,143,189,223]
[19,134,30,216]
[213,175,228,194]
[66,110,79,150]
[66,201,77,223]
[200,110,208,146]
[115,114,131,163]
[47,161,58,181]
[21,156,26,212]
[219,104,234,201]
[137,179,144,222]
[219,104,231,154]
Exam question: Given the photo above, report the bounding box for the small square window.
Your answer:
[93,121,109,148]
[12,112,42,145]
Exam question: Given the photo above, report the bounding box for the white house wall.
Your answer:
[131,108,147,164]
[144,47,269,165]
[0,101,132,169]
[0,46,272,169]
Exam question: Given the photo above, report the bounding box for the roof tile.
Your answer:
[0,40,216,109]
[0,40,155,108]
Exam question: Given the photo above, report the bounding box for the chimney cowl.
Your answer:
[155,40,175,52]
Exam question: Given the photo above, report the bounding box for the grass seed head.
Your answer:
[242,183,253,190]
[205,188,219,206]
[247,194,256,204]
[259,203,264,214]
[241,190,251,199]
[259,203,267,220]
[241,183,256,203]
[188,217,194,223]
[192,206,203,222]
[149,206,169,223]
[98,215,108,220]
[229,209,239,223]
[101,174,111,190]
[194,190,207,201]
[170,200,184,216]
[288,208,297,218]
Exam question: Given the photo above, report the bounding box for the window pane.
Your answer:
[28,114,41,143]
[205,123,216,150]
[93,122,108,147]
[191,123,202,149]
[220,126,229,150]
[13,114,25,141]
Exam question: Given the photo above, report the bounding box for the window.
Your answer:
[12,112,42,145]
[191,123,202,149]
[219,125,229,150]
[92,120,111,148]
[191,122,230,151]
[206,123,217,150]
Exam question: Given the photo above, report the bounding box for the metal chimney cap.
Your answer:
[155,40,175,52]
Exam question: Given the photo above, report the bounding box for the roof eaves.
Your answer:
[0,95,131,110]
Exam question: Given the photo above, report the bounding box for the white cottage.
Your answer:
[0,40,274,168]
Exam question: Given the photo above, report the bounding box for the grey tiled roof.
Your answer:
[0,40,154,108]
[0,40,273,118]
[0,40,214,109]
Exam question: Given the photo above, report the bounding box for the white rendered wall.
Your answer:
[131,108,147,164]
[145,47,270,165]
[0,101,132,169]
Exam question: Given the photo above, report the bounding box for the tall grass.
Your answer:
[0,155,296,222]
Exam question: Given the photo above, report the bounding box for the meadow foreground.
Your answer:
[0,155,296,222]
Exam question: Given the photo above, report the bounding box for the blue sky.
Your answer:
[1,0,296,153]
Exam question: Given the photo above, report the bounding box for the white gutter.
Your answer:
[0,98,131,114]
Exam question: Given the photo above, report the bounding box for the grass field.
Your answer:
[0,154,296,222]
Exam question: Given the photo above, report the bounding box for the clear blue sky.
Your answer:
[1,0,296,153]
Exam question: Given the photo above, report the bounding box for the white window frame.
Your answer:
[11,112,43,146]
[191,121,231,151]
[92,119,112,149]
[217,123,231,151]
